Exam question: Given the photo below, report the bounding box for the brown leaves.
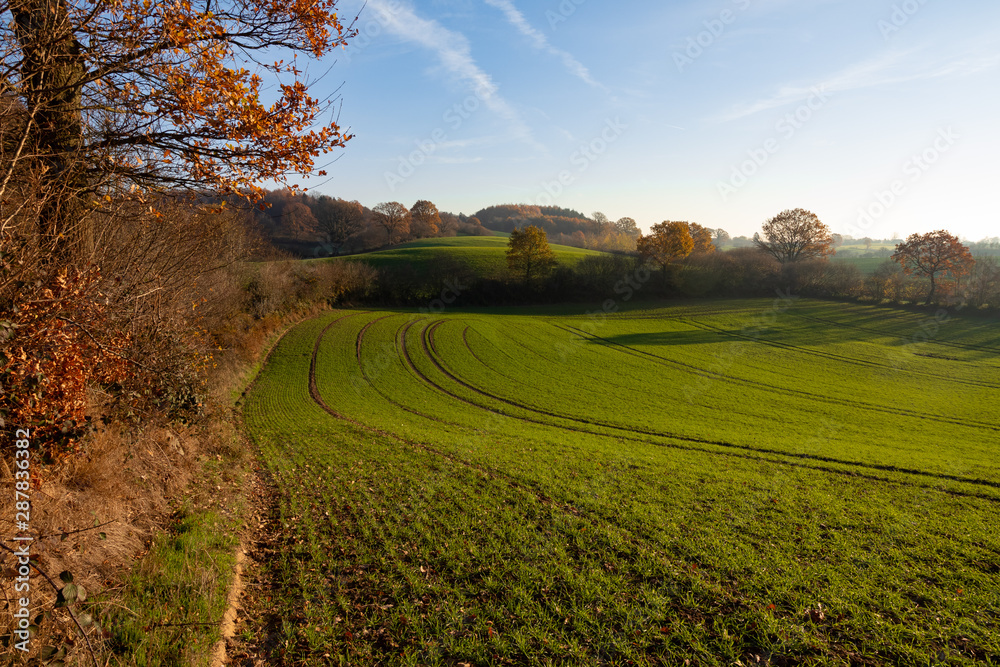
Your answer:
[8,0,355,217]
[754,208,834,263]
[637,221,696,266]
[0,267,132,459]
[892,230,974,280]
[803,603,826,623]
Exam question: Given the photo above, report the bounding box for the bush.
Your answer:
[0,267,131,459]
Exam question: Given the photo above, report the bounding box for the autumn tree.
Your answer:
[637,221,694,276]
[410,200,442,238]
[891,230,974,305]
[967,257,1000,308]
[688,222,716,254]
[753,209,834,263]
[1,0,355,260]
[279,201,318,240]
[507,225,556,286]
[614,217,640,237]
[372,201,410,246]
[314,197,364,254]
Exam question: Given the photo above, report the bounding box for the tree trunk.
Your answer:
[926,273,936,306]
[12,0,91,261]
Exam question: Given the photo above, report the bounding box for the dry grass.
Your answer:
[0,296,331,663]
[0,400,251,663]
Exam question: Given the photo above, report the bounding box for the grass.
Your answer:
[243,298,1000,666]
[100,455,247,666]
[327,236,606,279]
[836,257,891,276]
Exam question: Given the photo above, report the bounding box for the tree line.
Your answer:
[493,209,1000,310]
[249,191,645,257]
[250,188,493,256]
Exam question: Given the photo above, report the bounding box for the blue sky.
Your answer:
[294,0,1000,240]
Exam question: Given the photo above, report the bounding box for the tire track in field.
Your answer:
[681,317,1000,390]
[307,312,1000,506]
[332,316,1000,565]
[352,314,458,427]
[458,325,526,387]
[788,311,1000,355]
[555,324,999,432]
[306,316,790,639]
[311,314,605,524]
[260,307,1000,606]
[417,321,1000,498]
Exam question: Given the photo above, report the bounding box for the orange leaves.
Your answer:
[0,268,132,458]
[11,0,354,207]
[892,230,974,278]
[891,230,974,303]
[637,221,695,267]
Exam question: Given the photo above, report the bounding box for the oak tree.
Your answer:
[372,201,410,246]
[410,200,441,238]
[280,201,319,241]
[688,222,715,254]
[753,209,834,263]
[507,225,556,286]
[891,229,974,305]
[314,197,364,254]
[614,216,640,237]
[1,0,356,259]
[637,221,694,272]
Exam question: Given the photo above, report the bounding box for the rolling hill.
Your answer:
[327,235,608,279]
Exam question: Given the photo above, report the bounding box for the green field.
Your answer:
[243,298,1000,665]
[329,236,605,277]
[835,257,889,276]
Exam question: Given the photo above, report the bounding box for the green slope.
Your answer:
[243,299,1000,666]
[327,235,606,278]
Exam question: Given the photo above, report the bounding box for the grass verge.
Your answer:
[99,450,248,666]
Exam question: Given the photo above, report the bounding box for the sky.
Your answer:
[288,0,1000,240]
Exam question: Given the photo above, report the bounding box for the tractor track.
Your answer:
[557,324,1000,433]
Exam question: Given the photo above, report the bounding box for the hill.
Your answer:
[328,235,607,279]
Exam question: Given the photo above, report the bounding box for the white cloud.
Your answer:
[483,0,608,93]
[367,0,540,148]
[717,48,1000,122]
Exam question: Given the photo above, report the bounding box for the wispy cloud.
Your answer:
[716,48,1000,122]
[483,0,608,93]
[367,0,540,148]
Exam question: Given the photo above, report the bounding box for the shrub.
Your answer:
[0,267,131,459]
